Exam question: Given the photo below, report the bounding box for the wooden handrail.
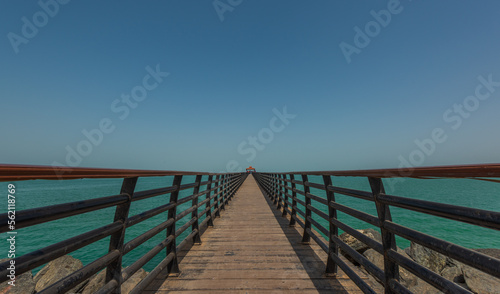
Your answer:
[0,164,226,182]
[284,163,500,178]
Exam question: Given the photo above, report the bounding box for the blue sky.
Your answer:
[1,0,500,172]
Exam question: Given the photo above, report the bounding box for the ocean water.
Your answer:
[0,175,498,274]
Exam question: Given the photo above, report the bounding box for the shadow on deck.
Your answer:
[144,176,367,293]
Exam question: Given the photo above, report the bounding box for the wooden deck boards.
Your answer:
[146,175,369,293]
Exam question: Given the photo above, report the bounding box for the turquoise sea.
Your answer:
[1,175,499,274]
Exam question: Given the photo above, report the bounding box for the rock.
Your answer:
[121,268,147,294]
[81,267,148,294]
[81,270,106,294]
[339,229,382,253]
[0,259,35,294]
[34,255,83,293]
[408,278,443,294]
[440,265,464,283]
[406,242,448,274]
[462,265,500,294]
[363,248,418,288]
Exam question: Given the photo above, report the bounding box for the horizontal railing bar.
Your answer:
[132,186,177,201]
[307,215,329,237]
[199,214,212,227]
[378,194,500,230]
[38,249,120,294]
[126,202,175,228]
[176,229,199,252]
[179,182,197,191]
[292,205,306,218]
[0,221,122,282]
[305,227,328,252]
[123,219,175,254]
[330,202,380,227]
[122,235,174,282]
[95,278,118,294]
[306,192,328,205]
[329,251,377,294]
[327,186,373,201]
[384,221,500,278]
[293,196,306,207]
[387,249,471,294]
[332,235,385,283]
[307,204,328,221]
[175,217,197,238]
[331,218,383,254]
[292,179,305,186]
[0,194,128,233]
[305,181,326,191]
[129,252,175,294]
[388,279,413,294]
[291,214,306,229]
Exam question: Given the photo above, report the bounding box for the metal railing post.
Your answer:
[192,175,203,245]
[277,174,283,210]
[323,175,338,275]
[214,175,221,218]
[206,175,214,227]
[289,174,297,227]
[282,174,288,217]
[106,176,138,294]
[369,177,398,294]
[301,175,311,244]
[166,175,183,276]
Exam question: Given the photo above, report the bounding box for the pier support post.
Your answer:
[206,175,214,227]
[166,175,183,276]
[192,175,203,245]
[323,175,338,276]
[282,174,288,217]
[370,177,398,294]
[106,176,138,294]
[289,174,297,227]
[301,175,311,244]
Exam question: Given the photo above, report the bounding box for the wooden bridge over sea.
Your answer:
[0,164,499,294]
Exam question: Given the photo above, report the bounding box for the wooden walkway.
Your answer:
[145,176,366,293]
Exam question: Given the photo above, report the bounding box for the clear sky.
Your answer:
[1,0,500,173]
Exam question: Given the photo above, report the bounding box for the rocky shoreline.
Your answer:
[340,229,500,294]
[0,256,147,294]
[1,230,498,293]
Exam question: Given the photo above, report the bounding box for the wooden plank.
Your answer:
[149,175,367,293]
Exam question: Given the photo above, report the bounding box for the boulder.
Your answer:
[363,248,418,288]
[121,268,147,294]
[81,270,105,294]
[81,267,148,294]
[406,242,448,274]
[0,259,35,294]
[33,255,83,292]
[339,229,382,253]
[440,265,464,283]
[408,278,443,294]
[461,249,500,294]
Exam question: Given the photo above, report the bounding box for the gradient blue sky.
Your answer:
[1,0,500,172]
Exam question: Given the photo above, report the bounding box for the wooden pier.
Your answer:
[146,176,364,293]
[0,164,499,294]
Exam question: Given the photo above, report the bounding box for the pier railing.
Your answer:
[0,165,246,294]
[253,164,500,294]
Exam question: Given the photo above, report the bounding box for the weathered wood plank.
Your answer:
[149,175,367,293]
